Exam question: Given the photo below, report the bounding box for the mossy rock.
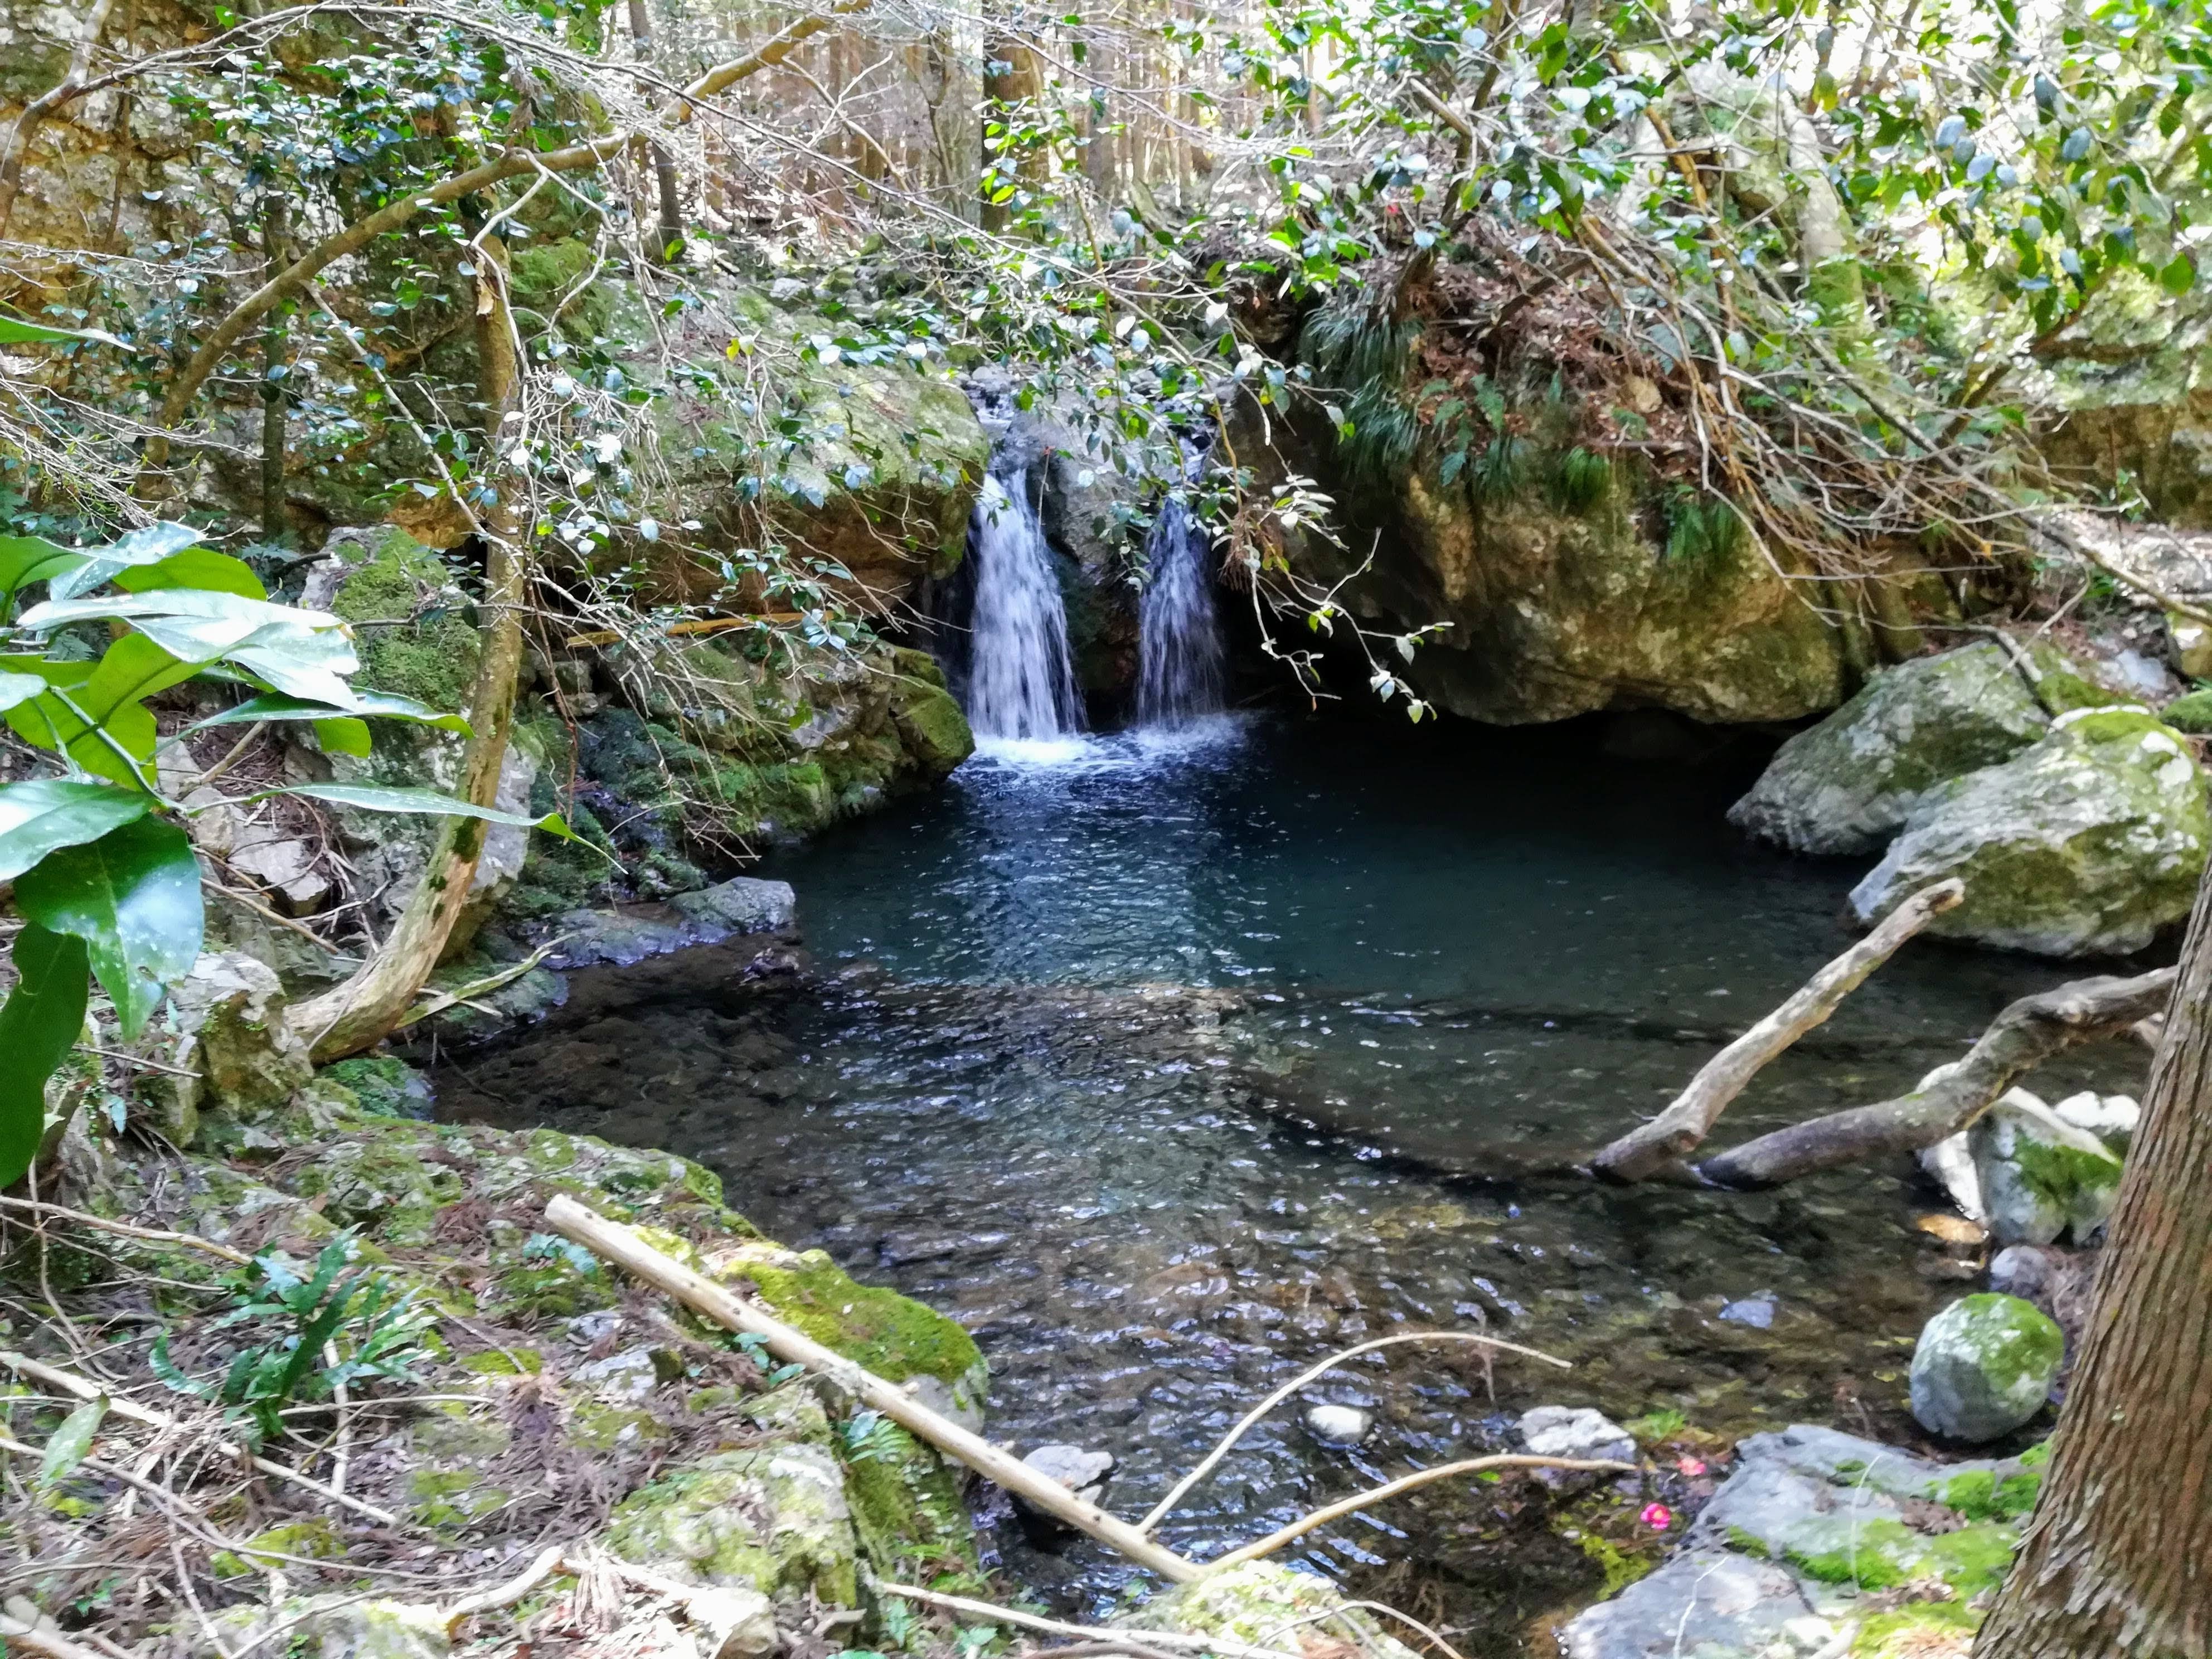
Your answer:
[703,1240,987,1425]
[2161,687,2212,733]
[1909,1294,2064,1443]
[1731,642,2112,855]
[1122,1560,1420,1659]
[1850,709,2210,955]
[320,1055,434,1119]
[605,1442,860,1604]
[838,1417,983,1585]
[328,529,481,716]
[211,1518,343,1578]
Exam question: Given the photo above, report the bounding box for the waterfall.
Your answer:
[1136,496,1226,726]
[963,470,1084,743]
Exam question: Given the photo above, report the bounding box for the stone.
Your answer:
[169,952,315,1124]
[1519,1405,1636,1473]
[606,1443,861,1605]
[2111,646,2180,702]
[2169,612,2212,678]
[1020,1443,1115,1507]
[571,1345,680,1401]
[1302,1404,1374,1446]
[1847,709,2211,957]
[2050,1089,2142,1154]
[549,878,798,969]
[1730,643,2075,855]
[1120,1559,1420,1659]
[1909,1294,2064,1442]
[1919,1127,1987,1224]
[1562,1422,2045,1657]
[200,1597,449,1659]
[677,1584,778,1659]
[1971,1091,2126,1246]
[1988,1244,2061,1303]
[1718,1295,1777,1328]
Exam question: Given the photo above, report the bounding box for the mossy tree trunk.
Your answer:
[284,237,531,1062]
[1977,867,2212,1659]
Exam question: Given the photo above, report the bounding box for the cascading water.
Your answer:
[962,469,1084,743]
[1135,494,1226,726]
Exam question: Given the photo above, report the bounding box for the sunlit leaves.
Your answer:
[17,817,204,1037]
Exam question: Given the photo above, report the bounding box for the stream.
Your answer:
[434,712,2140,1648]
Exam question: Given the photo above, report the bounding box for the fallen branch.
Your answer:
[1593,879,1963,1182]
[438,1544,570,1633]
[0,1349,400,1526]
[0,1196,252,1265]
[1696,966,2175,1187]
[542,1195,1201,1582]
[394,939,561,1030]
[1138,1330,1569,1535]
[1207,1454,1637,1570]
[0,1607,112,1659]
[562,612,807,649]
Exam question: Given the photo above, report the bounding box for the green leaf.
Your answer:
[186,690,473,738]
[48,523,208,603]
[17,588,357,704]
[261,783,576,840]
[3,633,195,786]
[0,313,119,347]
[0,671,46,711]
[0,921,90,1189]
[0,778,152,882]
[112,546,268,600]
[38,1396,108,1488]
[2160,254,2196,295]
[313,717,372,757]
[16,818,204,1037]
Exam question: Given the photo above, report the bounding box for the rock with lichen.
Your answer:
[1729,642,2113,855]
[1909,1295,2065,1443]
[1121,1559,1422,1659]
[1847,708,2210,956]
[1561,1424,2047,1659]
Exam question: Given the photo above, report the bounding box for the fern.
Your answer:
[1663,488,1746,568]
[1475,435,1532,502]
[1553,447,1613,513]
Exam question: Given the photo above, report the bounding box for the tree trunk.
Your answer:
[259,198,290,542]
[1976,873,2212,1658]
[283,238,530,1063]
[625,0,684,260]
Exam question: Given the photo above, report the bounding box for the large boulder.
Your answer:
[1848,709,2211,955]
[1333,467,1850,725]
[1909,1293,2064,1443]
[1730,642,2100,855]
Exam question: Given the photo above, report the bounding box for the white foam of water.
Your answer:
[965,473,1084,741]
[1136,497,1226,726]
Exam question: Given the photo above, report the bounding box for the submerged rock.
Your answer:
[1560,1423,2045,1659]
[1519,1405,1637,1478]
[1847,709,2210,956]
[1729,642,2077,855]
[1909,1293,2064,1442]
[1970,1092,2126,1246]
[1302,1404,1374,1446]
[1020,1443,1115,1508]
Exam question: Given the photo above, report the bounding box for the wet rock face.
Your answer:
[1561,1424,2046,1659]
[1729,642,2073,855]
[1909,1294,2064,1443]
[1846,709,2211,956]
[1969,1094,2126,1248]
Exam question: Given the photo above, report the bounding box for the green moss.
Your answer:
[1725,1525,1773,1560]
[509,239,614,343]
[1785,1519,1918,1589]
[460,1347,543,1376]
[720,1247,982,1387]
[1852,1600,1980,1657]
[840,1419,983,1585]
[329,533,480,713]
[321,1056,431,1119]
[211,1519,341,1578]
[2009,1135,2123,1217]
[1923,1521,2021,1599]
[2162,687,2212,733]
[2019,1440,2053,1468]
[1940,1468,2041,1521]
[569,1401,670,1452]
[2033,666,2127,717]
[1578,1532,1656,1597]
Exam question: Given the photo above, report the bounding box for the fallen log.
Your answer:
[1593,880,1963,1181]
[540,1194,1204,1582]
[1695,967,2175,1188]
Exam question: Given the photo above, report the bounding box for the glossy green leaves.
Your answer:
[0,922,91,1188]
[17,817,205,1037]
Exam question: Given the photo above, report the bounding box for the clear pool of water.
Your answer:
[437,713,2138,1646]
